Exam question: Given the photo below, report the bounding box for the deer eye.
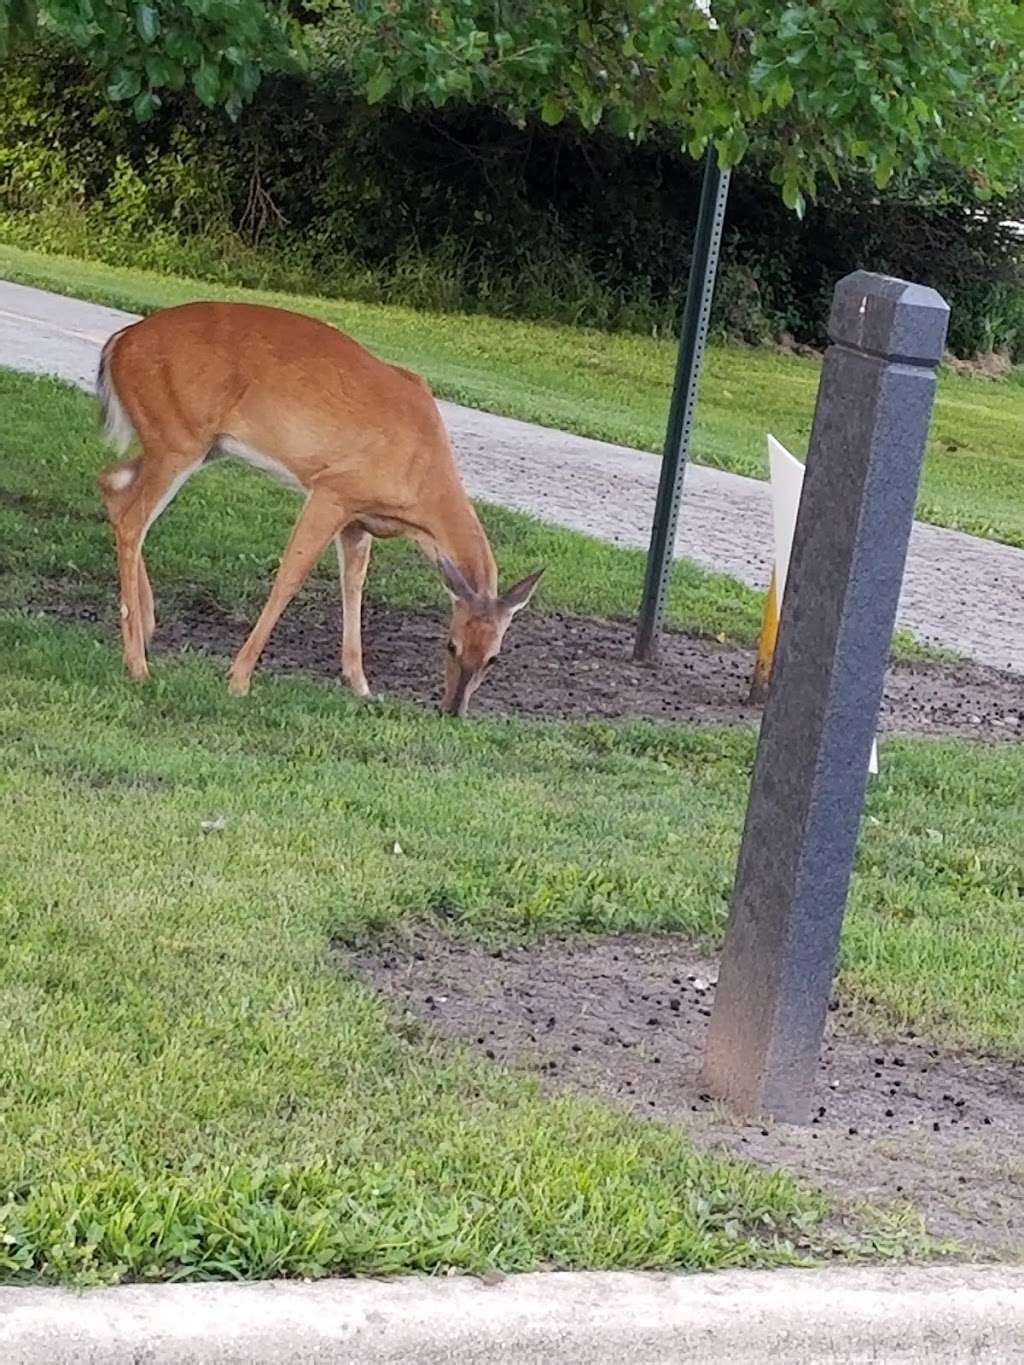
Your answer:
[484,656,497,669]
[446,640,457,656]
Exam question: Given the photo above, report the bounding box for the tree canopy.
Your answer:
[347,0,1024,212]
[3,0,1023,211]
[0,0,302,121]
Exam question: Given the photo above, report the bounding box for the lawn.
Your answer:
[2,242,1024,549]
[0,364,1022,1283]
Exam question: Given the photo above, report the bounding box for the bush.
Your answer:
[2,42,1022,359]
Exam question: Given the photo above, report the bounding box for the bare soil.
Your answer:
[347,929,1024,1257]
[47,588,1024,740]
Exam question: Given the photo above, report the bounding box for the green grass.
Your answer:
[1,364,1021,1285]
[3,242,1024,548]
[0,628,831,1283]
[1,617,1022,1283]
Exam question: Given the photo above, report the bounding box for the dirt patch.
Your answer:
[46,588,1024,740]
[347,930,1024,1256]
[775,331,825,361]
[942,350,1014,382]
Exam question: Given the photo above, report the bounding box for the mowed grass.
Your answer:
[2,619,1023,1284]
[3,242,1024,548]
[1,628,834,1283]
[1,366,1022,1284]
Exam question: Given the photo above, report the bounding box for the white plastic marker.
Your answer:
[767,434,879,775]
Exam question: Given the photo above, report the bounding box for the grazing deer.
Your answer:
[96,302,542,715]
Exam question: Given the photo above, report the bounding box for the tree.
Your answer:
[0,0,303,121]
[3,0,1022,214]
[346,0,1024,213]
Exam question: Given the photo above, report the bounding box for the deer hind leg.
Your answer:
[335,525,373,698]
[137,558,156,645]
[228,493,346,697]
[99,454,199,679]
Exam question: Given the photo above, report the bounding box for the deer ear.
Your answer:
[438,554,477,603]
[501,568,544,615]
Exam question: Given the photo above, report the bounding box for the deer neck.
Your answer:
[424,497,497,599]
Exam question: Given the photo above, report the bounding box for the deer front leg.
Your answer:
[335,524,373,698]
[229,493,345,697]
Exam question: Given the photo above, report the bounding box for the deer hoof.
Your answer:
[343,673,372,699]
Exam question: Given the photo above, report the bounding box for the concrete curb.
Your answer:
[2,1265,1023,1364]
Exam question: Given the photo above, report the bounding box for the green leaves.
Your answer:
[0,0,37,57]
[343,0,1024,214]
[540,93,565,126]
[135,4,158,45]
[7,0,1024,209]
[5,0,301,120]
[192,57,221,108]
[365,68,393,105]
[780,179,806,218]
[105,68,142,104]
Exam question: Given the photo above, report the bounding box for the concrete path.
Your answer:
[2,1265,1023,1363]
[2,279,1021,672]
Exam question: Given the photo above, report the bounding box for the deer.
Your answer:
[95,301,543,716]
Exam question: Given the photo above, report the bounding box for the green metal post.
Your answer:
[634,146,731,662]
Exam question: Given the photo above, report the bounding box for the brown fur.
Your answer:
[96,301,540,708]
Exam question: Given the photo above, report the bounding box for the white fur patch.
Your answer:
[143,466,200,536]
[97,365,137,455]
[217,437,305,493]
[107,465,137,492]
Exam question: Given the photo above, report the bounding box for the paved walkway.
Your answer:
[2,279,1021,672]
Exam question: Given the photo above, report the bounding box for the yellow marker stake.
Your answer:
[752,433,878,775]
[749,568,779,704]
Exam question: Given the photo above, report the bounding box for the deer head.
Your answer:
[438,556,543,716]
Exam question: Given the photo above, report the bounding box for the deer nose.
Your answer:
[441,673,471,717]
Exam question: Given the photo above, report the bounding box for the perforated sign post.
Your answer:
[634,145,731,662]
[700,272,950,1124]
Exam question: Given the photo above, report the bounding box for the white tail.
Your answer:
[96,331,135,459]
[96,301,542,713]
